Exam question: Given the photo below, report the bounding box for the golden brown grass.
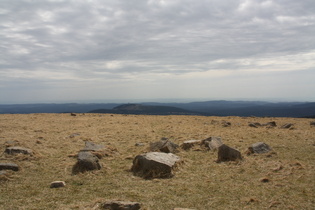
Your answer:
[0,114,314,209]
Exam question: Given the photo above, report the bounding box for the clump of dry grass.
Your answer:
[0,114,314,209]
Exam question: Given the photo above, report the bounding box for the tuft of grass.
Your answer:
[0,114,314,209]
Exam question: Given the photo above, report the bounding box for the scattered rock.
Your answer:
[247,142,272,154]
[100,200,141,210]
[260,177,270,183]
[131,152,181,179]
[72,151,101,175]
[180,140,202,150]
[222,121,231,127]
[82,141,105,152]
[281,123,293,129]
[135,142,145,146]
[310,121,315,126]
[149,139,179,153]
[5,147,33,155]
[202,136,223,151]
[263,121,277,127]
[217,144,242,162]
[4,140,19,147]
[69,133,80,138]
[248,123,261,128]
[70,113,77,116]
[0,163,19,171]
[173,208,196,210]
[50,181,66,188]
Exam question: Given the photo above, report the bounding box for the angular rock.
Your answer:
[131,152,180,179]
[310,121,315,126]
[0,163,19,171]
[5,146,33,155]
[281,123,293,129]
[217,144,242,162]
[263,121,277,127]
[135,142,145,146]
[247,142,271,154]
[150,139,179,153]
[82,141,105,152]
[222,121,231,127]
[72,151,101,175]
[180,140,202,150]
[248,123,261,128]
[100,200,141,210]
[50,181,66,188]
[202,136,223,150]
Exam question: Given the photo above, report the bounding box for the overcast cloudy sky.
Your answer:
[1,0,314,104]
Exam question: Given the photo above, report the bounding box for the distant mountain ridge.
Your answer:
[0,100,314,118]
[89,104,205,116]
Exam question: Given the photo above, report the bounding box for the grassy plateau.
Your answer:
[0,113,314,209]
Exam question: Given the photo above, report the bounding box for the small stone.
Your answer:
[202,136,223,150]
[72,151,101,175]
[180,140,202,150]
[247,142,272,154]
[0,163,19,171]
[50,181,66,188]
[149,139,179,153]
[135,142,145,146]
[260,177,270,183]
[310,121,315,126]
[281,123,293,129]
[217,144,242,162]
[5,146,33,155]
[100,200,141,210]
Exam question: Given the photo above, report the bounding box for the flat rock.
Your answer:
[248,123,260,128]
[217,144,242,162]
[82,141,105,151]
[72,151,101,175]
[0,163,19,171]
[180,140,202,150]
[50,181,66,188]
[263,121,277,127]
[310,121,315,126]
[5,146,33,155]
[248,142,272,154]
[202,136,223,150]
[100,200,141,210]
[131,152,180,179]
[281,123,293,129]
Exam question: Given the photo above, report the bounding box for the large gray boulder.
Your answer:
[217,144,242,162]
[202,136,223,150]
[247,142,271,154]
[100,200,141,210]
[5,146,33,155]
[0,163,19,171]
[131,152,181,179]
[72,151,101,175]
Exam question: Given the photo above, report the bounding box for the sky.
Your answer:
[1,0,315,104]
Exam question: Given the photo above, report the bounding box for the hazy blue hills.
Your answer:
[0,100,314,118]
[89,104,204,116]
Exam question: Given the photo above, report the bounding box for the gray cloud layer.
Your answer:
[1,0,315,103]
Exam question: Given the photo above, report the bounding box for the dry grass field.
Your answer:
[0,113,314,209]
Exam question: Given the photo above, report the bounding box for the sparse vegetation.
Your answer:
[0,114,314,209]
